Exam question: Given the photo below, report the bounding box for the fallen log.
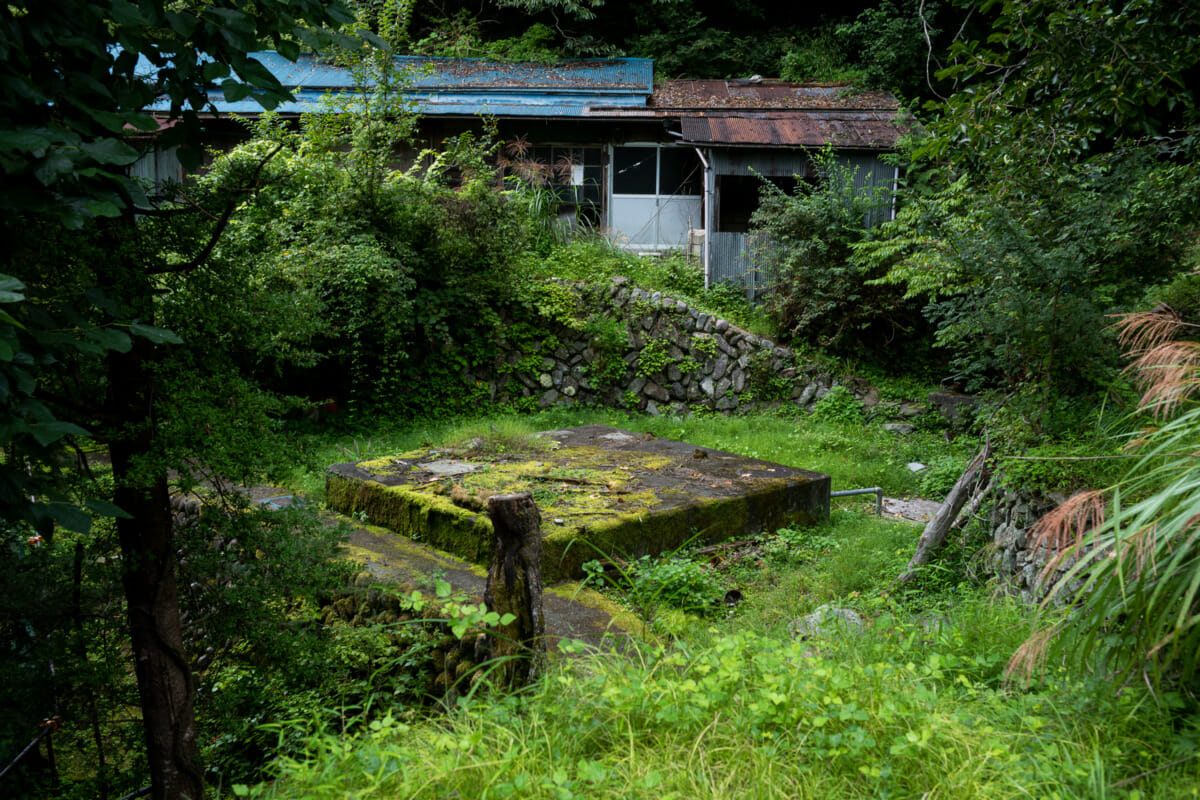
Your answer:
[896,444,990,583]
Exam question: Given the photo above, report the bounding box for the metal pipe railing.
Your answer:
[830,487,883,516]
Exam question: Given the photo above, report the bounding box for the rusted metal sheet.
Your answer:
[651,79,897,111]
[680,113,906,150]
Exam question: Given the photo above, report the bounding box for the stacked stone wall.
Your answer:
[481,277,878,416]
[989,489,1093,604]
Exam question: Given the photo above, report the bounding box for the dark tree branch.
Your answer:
[147,142,285,276]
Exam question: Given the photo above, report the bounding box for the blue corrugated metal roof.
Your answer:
[143,52,652,117]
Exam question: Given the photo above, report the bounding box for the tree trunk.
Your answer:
[108,337,202,800]
[73,541,109,798]
[484,493,547,690]
[897,444,990,584]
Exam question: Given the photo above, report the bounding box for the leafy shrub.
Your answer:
[779,30,866,84]
[691,334,718,359]
[585,552,724,619]
[698,280,772,335]
[811,386,864,424]
[742,351,793,402]
[760,525,842,567]
[918,455,967,500]
[1145,267,1200,328]
[752,149,919,356]
[582,313,628,354]
[580,314,629,387]
[200,122,534,415]
[863,151,1200,409]
[636,337,670,378]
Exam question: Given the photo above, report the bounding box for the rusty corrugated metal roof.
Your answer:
[679,112,909,150]
[650,79,898,111]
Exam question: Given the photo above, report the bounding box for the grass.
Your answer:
[525,239,774,337]
[229,407,1200,799]
[248,550,1200,799]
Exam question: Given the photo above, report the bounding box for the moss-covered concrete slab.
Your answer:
[326,424,830,583]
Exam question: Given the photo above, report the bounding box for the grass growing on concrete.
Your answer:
[281,406,968,508]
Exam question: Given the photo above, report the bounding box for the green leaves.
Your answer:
[753,149,913,355]
[928,0,1200,173]
[130,322,183,345]
[84,498,134,519]
[27,420,89,446]
[0,275,26,304]
[80,138,139,166]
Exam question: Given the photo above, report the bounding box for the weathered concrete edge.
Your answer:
[326,469,831,583]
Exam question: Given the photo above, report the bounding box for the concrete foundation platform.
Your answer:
[326,424,830,583]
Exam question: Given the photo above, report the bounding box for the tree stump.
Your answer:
[485,492,546,689]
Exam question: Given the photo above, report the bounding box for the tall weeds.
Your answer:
[1013,306,1200,689]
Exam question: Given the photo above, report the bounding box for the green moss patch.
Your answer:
[326,425,830,582]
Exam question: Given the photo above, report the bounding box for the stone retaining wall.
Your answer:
[482,277,877,415]
[990,489,1086,603]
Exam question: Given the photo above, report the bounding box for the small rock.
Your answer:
[883,423,916,435]
[795,382,819,406]
[907,462,927,472]
[788,605,864,640]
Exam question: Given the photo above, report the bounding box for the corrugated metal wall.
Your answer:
[711,150,809,178]
[130,145,182,187]
[710,232,778,300]
[841,153,896,227]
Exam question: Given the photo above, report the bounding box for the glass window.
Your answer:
[613,147,657,195]
[659,147,701,196]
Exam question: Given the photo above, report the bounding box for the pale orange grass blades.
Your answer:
[1111,306,1186,355]
[1029,489,1106,579]
[1112,308,1200,417]
[1007,624,1059,684]
[1126,341,1200,417]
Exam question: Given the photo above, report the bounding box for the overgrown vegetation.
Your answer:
[224,504,1200,799]
[201,117,532,415]
[6,0,1200,796]
[752,150,923,359]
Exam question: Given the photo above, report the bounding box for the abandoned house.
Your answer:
[139,53,911,290]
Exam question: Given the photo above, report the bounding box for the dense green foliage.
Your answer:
[0,496,361,796]
[223,508,1200,799]
[857,152,1200,421]
[751,152,925,360]
[0,1,384,796]
[6,0,1200,796]
[200,121,533,413]
[0,0,359,227]
[364,0,942,93]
